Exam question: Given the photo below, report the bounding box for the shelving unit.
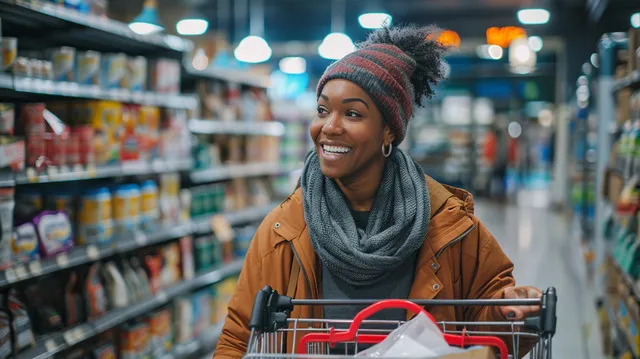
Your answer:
[183,65,270,89]
[16,261,240,359]
[189,119,285,137]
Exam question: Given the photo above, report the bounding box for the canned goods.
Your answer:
[76,50,101,86]
[78,187,113,245]
[113,184,140,235]
[45,130,68,166]
[71,125,94,165]
[52,46,76,82]
[66,131,80,166]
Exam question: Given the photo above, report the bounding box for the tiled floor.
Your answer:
[474,192,603,359]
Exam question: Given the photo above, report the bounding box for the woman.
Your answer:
[215,25,542,359]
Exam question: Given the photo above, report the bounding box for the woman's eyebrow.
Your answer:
[342,98,369,109]
[319,94,329,101]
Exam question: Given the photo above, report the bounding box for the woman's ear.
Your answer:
[384,126,396,145]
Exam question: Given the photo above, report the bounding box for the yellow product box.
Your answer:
[88,101,121,165]
[138,106,160,159]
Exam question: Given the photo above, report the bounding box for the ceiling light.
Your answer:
[177,19,209,36]
[488,45,503,60]
[508,122,522,138]
[279,57,306,74]
[318,32,355,60]
[129,0,164,35]
[590,53,599,68]
[632,13,640,28]
[234,35,272,63]
[509,37,536,74]
[517,8,550,25]
[528,36,543,52]
[358,13,392,29]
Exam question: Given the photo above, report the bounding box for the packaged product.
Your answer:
[160,108,191,161]
[101,53,127,89]
[102,262,128,309]
[124,56,147,91]
[145,308,172,356]
[45,191,76,229]
[65,131,81,166]
[44,127,69,166]
[51,46,76,82]
[22,283,64,334]
[84,263,107,319]
[149,59,180,94]
[11,222,40,263]
[0,299,9,359]
[179,236,195,280]
[78,187,113,245]
[144,253,162,293]
[119,321,151,359]
[192,290,212,338]
[0,104,14,135]
[76,50,101,86]
[0,187,13,236]
[235,225,254,258]
[140,180,159,232]
[194,235,214,272]
[138,106,160,160]
[159,173,181,224]
[160,243,181,287]
[180,188,191,221]
[130,257,150,298]
[112,184,140,236]
[0,37,17,72]
[33,211,73,258]
[209,285,218,325]
[173,297,193,345]
[215,277,238,322]
[92,342,117,359]
[120,260,141,303]
[0,136,25,171]
[120,105,141,162]
[20,103,46,167]
[64,272,86,326]
[88,101,121,165]
[7,289,35,352]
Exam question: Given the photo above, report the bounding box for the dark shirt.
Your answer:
[321,210,418,354]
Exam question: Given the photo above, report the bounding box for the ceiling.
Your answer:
[110,0,638,45]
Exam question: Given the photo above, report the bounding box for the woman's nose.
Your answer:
[322,114,344,136]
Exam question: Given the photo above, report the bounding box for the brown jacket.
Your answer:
[215,176,519,359]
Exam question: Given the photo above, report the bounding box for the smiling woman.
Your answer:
[214,25,544,359]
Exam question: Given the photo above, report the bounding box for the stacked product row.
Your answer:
[0,101,191,173]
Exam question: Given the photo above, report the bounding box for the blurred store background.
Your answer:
[0,0,638,358]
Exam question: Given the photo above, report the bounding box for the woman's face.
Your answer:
[310,79,394,181]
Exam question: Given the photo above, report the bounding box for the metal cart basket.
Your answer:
[244,286,557,359]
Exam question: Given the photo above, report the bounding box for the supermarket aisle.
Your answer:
[475,193,603,359]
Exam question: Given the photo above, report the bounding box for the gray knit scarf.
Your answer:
[300,148,430,287]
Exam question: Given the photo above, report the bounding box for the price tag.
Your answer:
[28,261,42,276]
[4,268,16,283]
[14,265,27,280]
[87,245,99,260]
[157,291,168,303]
[211,215,235,243]
[135,231,148,246]
[45,339,57,352]
[73,327,85,342]
[56,253,69,268]
[63,330,75,344]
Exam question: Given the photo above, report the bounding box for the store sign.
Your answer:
[486,26,527,48]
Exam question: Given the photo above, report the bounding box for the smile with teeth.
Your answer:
[323,145,352,154]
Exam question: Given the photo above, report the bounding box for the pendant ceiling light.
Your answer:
[318,0,355,60]
[129,0,164,35]
[176,8,209,36]
[234,0,272,63]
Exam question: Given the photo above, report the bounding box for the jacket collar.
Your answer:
[274,175,474,248]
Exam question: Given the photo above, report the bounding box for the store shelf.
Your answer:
[192,201,278,234]
[17,261,242,359]
[183,65,270,88]
[613,71,640,92]
[14,159,193,185]
[611,256,640,304]
[605,299,639,358]
[0,75,197,109]
[190,162,291,184]
[0,172,14,187]
[172,323,223,359]
[189,119,286,137]
[0,0,192,56]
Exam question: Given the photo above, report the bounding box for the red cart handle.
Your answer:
[297,299,508,359]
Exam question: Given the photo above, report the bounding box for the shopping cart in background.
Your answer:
[245,286,557,359]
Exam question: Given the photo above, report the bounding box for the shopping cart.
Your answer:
[245,286,557,359]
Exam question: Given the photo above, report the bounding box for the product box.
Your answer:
[120,105,140,162]
[119,321,151,359]
[138,106,160,160]
[149,59,180,94]
[88,101,122,165]
[0,137,24,171]
[146,309,173,356]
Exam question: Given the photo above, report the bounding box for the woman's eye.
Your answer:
[346,110,361,118]
[317,107,328,115]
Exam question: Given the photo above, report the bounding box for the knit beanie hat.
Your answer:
[316,25,448,145]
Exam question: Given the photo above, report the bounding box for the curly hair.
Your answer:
[357,25,449,106]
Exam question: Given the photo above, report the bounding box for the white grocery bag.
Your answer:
[356,312,482,358]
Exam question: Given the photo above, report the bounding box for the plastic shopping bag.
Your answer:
[356,312,488,358]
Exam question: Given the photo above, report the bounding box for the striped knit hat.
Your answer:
[316,26,448,145]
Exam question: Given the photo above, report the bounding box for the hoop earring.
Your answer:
[382,143,393,157]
